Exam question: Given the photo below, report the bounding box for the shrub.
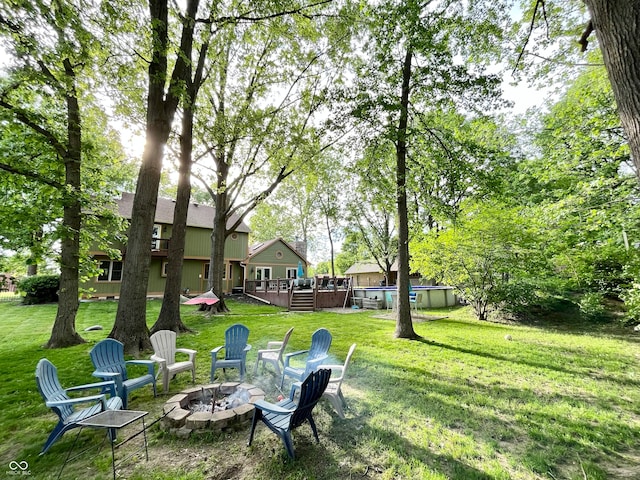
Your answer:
[17,275,59,304]
[578,292,606,320]
[620,284,640,325]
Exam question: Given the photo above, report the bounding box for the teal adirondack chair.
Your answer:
[35,359,122,454]
[210,323,252,381]
[280,328,332,388]
[89,339,156,409]
[248,368,331,459]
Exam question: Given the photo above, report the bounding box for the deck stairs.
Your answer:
[289,290,315,312]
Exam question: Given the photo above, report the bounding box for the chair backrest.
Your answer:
[150,330,177,364]
[224,323,249,360]
[409,292,417,302]
[308,328,332,360]
[290,368,331,429]
[277,327,295,363]
[335,344,356,389]
[90,339,128,380]
[36,359,72,420]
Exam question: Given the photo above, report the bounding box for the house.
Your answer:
[84,193,251,298]
[344,260,425,287]
[243,238,310,290]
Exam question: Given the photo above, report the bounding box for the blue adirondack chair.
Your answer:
[210,323,252,381]
[248,368,331,459]
[89,339,156,409]
[35,358,123,455]
[280,328,332,388]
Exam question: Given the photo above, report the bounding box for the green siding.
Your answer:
[247,241,305,279]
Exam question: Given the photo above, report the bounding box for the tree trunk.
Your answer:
[151,108,193,334]
[111,0,197,354]
[207,190,230,313]
[45,59,84,348]
[584,0,640,180]
[394,47,419,340]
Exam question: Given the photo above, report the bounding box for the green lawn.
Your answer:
[1,298,639,479]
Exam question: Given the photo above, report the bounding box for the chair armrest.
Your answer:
[47,393,106,408]
[210,346,223,357]
[288,382,302,400]
[92,371,120,380]
[126,359,155,376]
[307,354,329,371]
[253,399,293,415]
[66,380,118,398]
[266,341,283,349]
[150,354,167,364]
[176,348,197,362]
[243,344,252,353]
[284,349,308,367]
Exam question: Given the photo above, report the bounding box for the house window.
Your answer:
[255,267,271,291]
[204,263,210,280]
[231,233,238,240]
[98,260,123,282]
[151,224,162,250]
[229,264,233,280]
[286,268,297,279]
[275,250,283,259]
[161,261,168,277]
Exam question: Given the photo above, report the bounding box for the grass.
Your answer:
[1,298,640,479]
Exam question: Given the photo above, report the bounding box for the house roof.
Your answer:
[116,192,251,233]
[345,260,398,274]
[244,237,310,265]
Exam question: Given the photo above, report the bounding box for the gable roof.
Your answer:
[244,237,310,265]
[345,260,398,274]
[116,192,251,233]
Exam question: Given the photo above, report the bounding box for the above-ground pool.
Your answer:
[352,286,456,309]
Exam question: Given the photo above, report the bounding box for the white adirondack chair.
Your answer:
[150,330,197,393]
[254,327,294,377]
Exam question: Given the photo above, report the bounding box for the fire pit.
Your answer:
[161,382,265,436]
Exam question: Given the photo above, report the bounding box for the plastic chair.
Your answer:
[210,323,252,381]
[150,330,197,393]
[248,369,331,459]
[89,339,156,409]
[254,327,294,378]
[281,328,331,388]
[321,343,356,418]
[35,359,122,454]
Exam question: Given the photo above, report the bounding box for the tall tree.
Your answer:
[580,0,640,180]
[193,7,345,312]
[348,0,507,338]
[109,0,199,353]
[0,0,105,347]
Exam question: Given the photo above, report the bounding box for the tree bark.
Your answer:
[151,111,192,333]
[110,0,198,354]
[45,59,84,348]
[394,47,419,340]
[583,0,640,180]
[207,188,230,313]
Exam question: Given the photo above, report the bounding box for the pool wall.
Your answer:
[352,286,457,309]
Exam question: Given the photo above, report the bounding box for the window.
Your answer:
[203,263,210,280]
[286,268,297,279]
[161,261,168,277]
[151,224,162,250]
[98,260,123,282]
[255,267,272,291]
[275,250,283,259]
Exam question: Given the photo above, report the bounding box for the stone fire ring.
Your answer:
[161,382,265,437]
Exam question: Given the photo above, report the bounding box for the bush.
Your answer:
[620,284,640,325]
[578,292,606,320]
[17,275,59,304]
